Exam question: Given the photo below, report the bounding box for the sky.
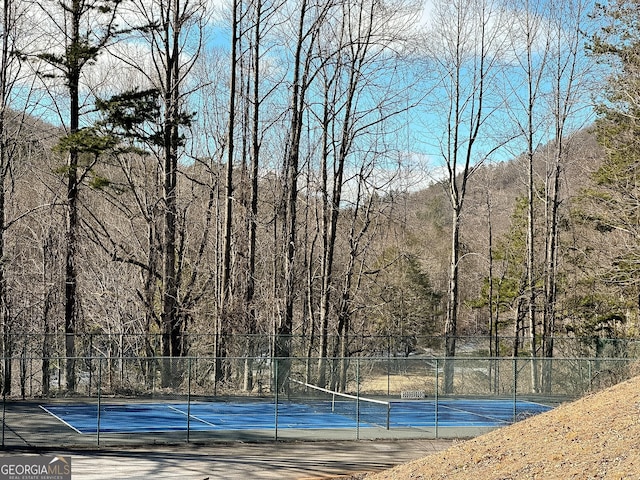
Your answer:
[13,0,601,194]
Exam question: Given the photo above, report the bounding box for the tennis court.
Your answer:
[40,397,552,435]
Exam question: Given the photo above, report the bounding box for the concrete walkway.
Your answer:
[11,439,454,479]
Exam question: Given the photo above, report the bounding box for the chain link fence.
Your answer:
[0,355,635,448]
[0,333,638,372]
[7,332,640,356]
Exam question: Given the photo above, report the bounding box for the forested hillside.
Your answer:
[405,129,610,344]
[0,0,637,396]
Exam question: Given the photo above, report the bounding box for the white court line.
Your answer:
[39,405,85,434]
[433,401,510,424]
[520,399,553,409]
[167,404,217,427]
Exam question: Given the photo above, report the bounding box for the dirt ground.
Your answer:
[330,375,640,479]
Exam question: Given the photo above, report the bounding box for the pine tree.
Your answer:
[583,0,640,329]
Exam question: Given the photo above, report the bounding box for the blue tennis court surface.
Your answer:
[41,399,551,434]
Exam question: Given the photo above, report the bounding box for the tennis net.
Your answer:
[289,378,391,429]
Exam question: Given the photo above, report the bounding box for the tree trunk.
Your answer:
[216,0,239,385]
[444,207,461,394]
[243,0,263,392]
[64,5,81,391]
[0,5,9,395]
[542,143,562,392]
[275,0,311,392]
[160,0,183,387]
[526,147,539,393]
[41,233,56,397]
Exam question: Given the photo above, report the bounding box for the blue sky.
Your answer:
[19,0,601,195]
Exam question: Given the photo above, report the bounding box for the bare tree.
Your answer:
[273,0,332,389]
[502,0,594,392]
[314,0,420,388]
[425,0,508,393]
[0,0,29,394]
[216,0,240,384]
[502,0,552,393]
[540,0,594,391]
[107,0,206,385]
[244,0,264,391]
[239,0,285,390]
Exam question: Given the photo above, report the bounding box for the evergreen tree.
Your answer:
[583,0,640,327]
[35,0,124,391]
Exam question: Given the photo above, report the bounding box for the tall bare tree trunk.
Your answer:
[243,0,264,392]
[275,0,312,391]
[541,0,591,393]
[542,151,561,391]
[504,0,551,394]
[0,0,12,395]
[444,206,461,393]
[215,0,239,385]
[63,0,83,392]
[160,0,185,386]
[485,189,499,392]
[428,0,504,394]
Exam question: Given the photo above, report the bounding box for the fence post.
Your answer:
[435,358,439,439]
[2,366,5,448]
[97,357,102,446]
[512,356,517,423]
[274,358,278,441]
[187,358,192,443]
[356,357,360,441]
[388,337,393,396]
[88,334,93,396]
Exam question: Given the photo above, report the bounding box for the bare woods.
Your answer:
[0,0,634,396]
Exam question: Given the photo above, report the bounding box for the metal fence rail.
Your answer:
[0,355,635,448]
[0,334,638,367]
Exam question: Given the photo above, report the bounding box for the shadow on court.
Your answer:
[0,396,551,450]
[11,439,455,479]
[0,400,457,478]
